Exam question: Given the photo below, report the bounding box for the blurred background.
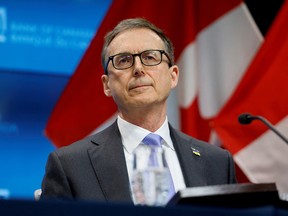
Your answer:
[0,0,284,199]
[0,0,113,199]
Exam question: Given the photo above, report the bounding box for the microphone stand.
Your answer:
[239,113,288,145]
[251,115,288,145]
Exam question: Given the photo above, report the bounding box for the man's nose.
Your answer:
[133,56,145,76]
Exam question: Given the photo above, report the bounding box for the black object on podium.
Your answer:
[168,183,286,208]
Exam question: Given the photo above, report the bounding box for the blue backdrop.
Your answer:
[0,0,112,199]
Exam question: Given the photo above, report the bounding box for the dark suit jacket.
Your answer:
[41,121,237,203]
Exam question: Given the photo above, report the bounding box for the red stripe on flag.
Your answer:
[180,97,211,142]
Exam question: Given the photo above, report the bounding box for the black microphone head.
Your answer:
[238,113,254,124]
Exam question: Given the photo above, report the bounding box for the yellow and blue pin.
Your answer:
[191,147,201,156]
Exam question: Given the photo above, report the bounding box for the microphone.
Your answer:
[238,113,288,145]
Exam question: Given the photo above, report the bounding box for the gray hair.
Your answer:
[101,18,175,72]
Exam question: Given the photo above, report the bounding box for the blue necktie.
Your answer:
[142,133,175,199]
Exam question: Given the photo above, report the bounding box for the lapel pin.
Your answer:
[191,147,201,157]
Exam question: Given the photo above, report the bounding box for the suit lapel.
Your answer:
[170,126,208,187]
[88,122,133,203]
[86,122,208,202]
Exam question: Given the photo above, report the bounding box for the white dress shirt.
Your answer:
[117,115,186,193]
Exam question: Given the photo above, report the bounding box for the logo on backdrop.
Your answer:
[0,7,7,43]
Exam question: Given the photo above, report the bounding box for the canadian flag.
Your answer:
[45,0,288,191]
[213,0,288,193]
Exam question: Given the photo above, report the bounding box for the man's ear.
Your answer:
[170,65,179,89]
[101,74,112,97]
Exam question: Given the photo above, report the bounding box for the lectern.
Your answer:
[168,183,286,208]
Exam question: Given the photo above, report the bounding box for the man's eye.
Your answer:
[146,55,156,60]
[143,53,157,62]
[117,55,132,65]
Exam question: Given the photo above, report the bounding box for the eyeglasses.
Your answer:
[104,49,172,74]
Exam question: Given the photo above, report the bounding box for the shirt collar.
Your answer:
[117,115,174,154]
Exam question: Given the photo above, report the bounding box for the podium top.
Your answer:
[168,183,284,208]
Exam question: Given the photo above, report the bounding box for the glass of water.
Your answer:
[131,144,173,206]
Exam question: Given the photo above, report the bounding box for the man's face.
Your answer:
[101,28,179,112]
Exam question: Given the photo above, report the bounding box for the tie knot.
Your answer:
[142,133,162,147]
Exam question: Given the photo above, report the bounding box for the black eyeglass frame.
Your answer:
[104,49,172,74]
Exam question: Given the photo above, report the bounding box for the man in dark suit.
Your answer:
[41,18,237,204]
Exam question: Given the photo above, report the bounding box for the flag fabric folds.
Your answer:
[177,1,262,142]
[213,0,288,193]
